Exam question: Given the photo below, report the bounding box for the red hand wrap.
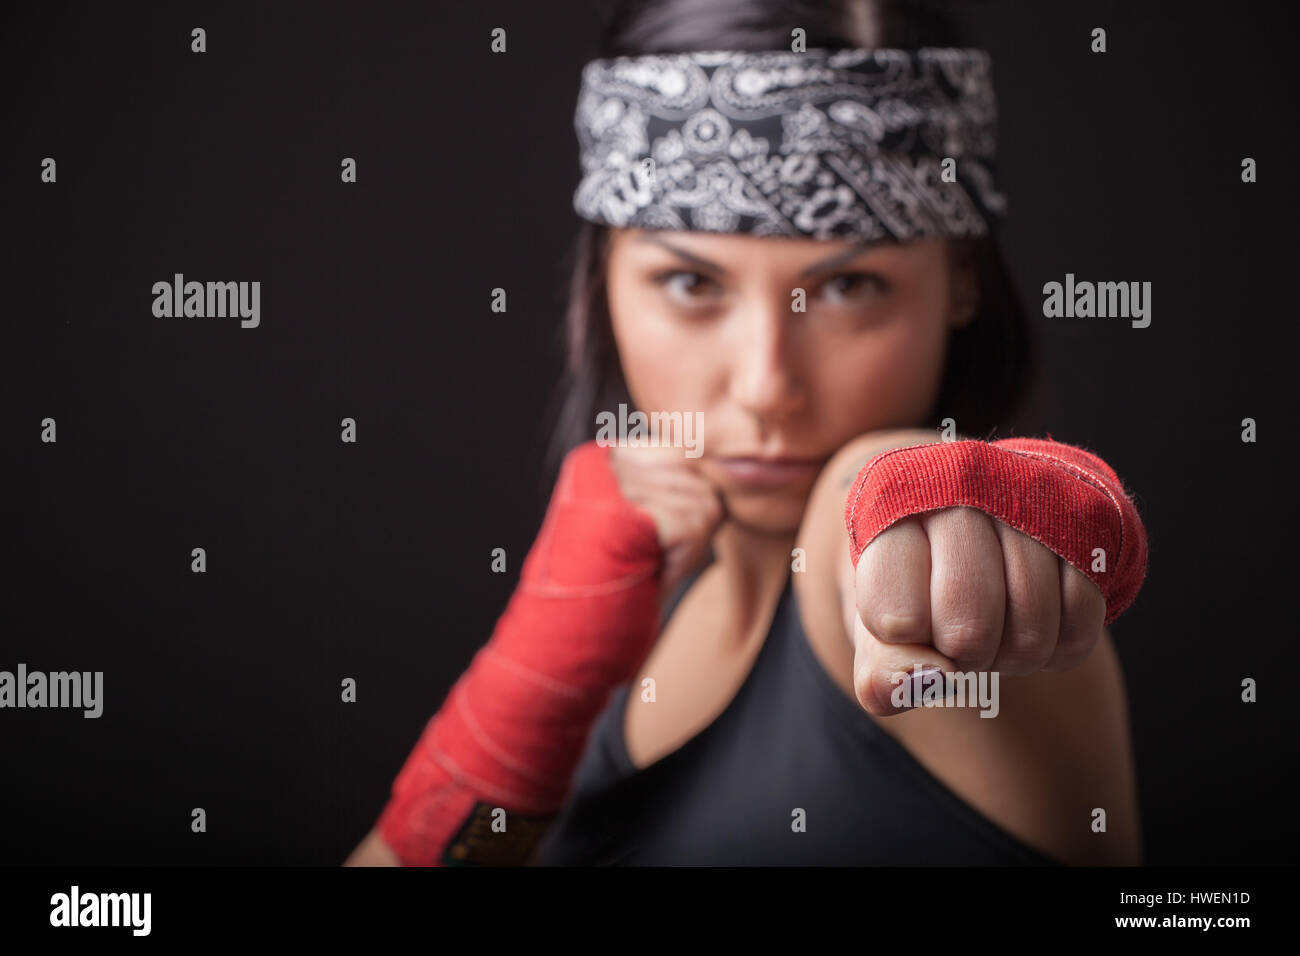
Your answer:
[844,437,1148,624]
[376,441,662,865]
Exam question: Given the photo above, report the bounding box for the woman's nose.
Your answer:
[727,301,805,423]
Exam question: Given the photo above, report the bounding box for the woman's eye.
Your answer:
[821,272,887,304]
[653,270,721,303]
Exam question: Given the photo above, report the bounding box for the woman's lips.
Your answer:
[715,456,827,487]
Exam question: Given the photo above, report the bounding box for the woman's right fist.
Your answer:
[608,444,725,603]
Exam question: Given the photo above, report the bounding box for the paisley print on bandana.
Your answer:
[573,48,1006,241]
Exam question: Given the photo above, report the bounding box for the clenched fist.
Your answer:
[852,506,1108,717]
[608,444,725,604]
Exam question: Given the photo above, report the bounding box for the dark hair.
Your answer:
[543,0,1037,483]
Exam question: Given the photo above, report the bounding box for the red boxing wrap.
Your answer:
[845,437,1147,625]
[376,441,662,865]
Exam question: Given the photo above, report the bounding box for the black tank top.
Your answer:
[535,561,1061,866]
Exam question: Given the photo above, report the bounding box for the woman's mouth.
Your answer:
[715,455,828,487]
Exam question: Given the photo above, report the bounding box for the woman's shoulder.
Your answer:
[880,628,1142,865]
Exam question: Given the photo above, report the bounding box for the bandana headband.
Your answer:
[572,47,1005,242]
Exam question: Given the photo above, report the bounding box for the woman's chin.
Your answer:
[719,487,810,535]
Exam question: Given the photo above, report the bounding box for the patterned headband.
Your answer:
[572,47,1006,242]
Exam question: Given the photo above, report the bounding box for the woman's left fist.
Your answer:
[852,505,1107,716]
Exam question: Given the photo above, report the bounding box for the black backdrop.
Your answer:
[3,0,1297,866]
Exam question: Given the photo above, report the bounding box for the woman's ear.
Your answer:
[947,239,980,330]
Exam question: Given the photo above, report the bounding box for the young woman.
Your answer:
[346,0,1147,867]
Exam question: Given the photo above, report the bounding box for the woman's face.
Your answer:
[605,228,976,534]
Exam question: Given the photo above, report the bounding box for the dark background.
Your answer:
[3,0,1297,865]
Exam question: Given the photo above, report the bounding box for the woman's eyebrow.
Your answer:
[635,234,880,277]
[798,241,880,277]
[636,234,725,273]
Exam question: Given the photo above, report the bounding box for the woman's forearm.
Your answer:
[344,828,401,866]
